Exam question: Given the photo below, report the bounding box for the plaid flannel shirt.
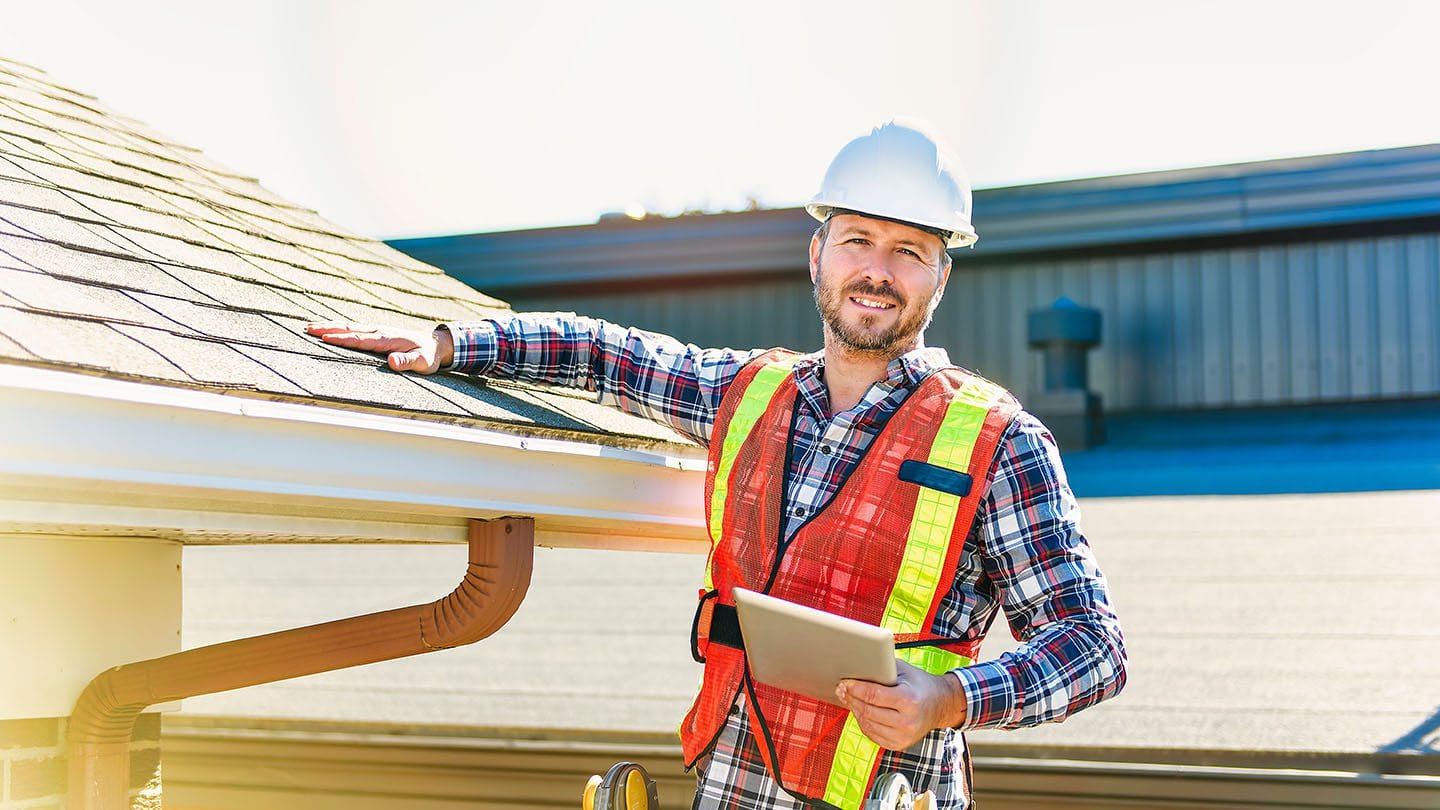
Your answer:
[445,313,1126,810]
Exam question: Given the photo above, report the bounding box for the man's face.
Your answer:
[809,214,950,358]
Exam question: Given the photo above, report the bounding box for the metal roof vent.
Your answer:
[1027,297,1104,450]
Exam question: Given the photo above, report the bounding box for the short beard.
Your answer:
[813,261,937,358]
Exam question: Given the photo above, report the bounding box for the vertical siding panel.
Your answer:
[936,266,970,371]
[1345,241,1378,398]
[687,288,706,344]
[718,285,741,350]
[1406,235,1438,392]
[965,266,989,367]
[1088,258,1116,409]
[1172,254,1201,408]
[1286,243,1319,401]
[1012,265,1036,393]
[1111,256,1143,411]
[955,267,983,375]
[1315,243,1347,400]
[732,283,753,349]
[761,282,780,349]
[961,265,984,366]
[1142,254,1174,408]
[800,279,824,351]
[638,289,658,337]
[767,281,790,350]
[1199,251,1230,406]
[1255,247,1289,402]
[669,288,695,346]
[1374,237,1406,396]
[1229,249,1261,405]
[957,266,988,376]
[950,267,979,375]
[960,268,982,376]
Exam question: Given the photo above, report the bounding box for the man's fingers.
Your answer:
[839,678,903,711]
[388,348,426,372]
[305,322,375,336]
[839,674,932,751]
[845,701,913,750]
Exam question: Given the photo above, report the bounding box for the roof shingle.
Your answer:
[0,59,689,449]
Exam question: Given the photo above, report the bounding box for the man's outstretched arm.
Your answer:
[306,315,760,445]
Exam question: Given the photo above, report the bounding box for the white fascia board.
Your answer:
[0,366,709,552]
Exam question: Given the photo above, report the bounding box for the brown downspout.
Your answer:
[67,516,534,810]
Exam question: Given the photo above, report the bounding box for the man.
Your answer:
[308,120,1126,809]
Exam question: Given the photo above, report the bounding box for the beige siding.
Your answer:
[161,723,1440,810]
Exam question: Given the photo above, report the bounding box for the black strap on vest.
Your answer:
[709,603,745,650]
[690,591,746,663]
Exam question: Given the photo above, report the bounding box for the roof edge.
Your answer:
[0,365,707,551]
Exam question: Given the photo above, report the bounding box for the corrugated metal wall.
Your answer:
[513,231,1440,411]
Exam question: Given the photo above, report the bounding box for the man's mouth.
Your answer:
[849,295,896,310]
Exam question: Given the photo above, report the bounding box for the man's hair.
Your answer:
[813,217,952,270]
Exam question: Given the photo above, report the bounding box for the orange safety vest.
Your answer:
[680,350,1019,809]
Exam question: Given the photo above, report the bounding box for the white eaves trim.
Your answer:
[0,365,710,552]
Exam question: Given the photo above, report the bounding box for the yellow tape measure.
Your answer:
[582,761,658,810]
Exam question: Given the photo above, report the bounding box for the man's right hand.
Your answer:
[305,322,454,375]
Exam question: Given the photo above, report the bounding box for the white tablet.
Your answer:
[733,587,897,707]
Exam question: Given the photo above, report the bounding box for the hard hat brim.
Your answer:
[806,201,978,250]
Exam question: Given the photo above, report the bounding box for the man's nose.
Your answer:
[862,253,897,286]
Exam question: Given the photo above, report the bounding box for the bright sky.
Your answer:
[4,1,1440,240]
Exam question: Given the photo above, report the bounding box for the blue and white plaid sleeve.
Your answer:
[443,313,763,445]
[952,413,1128,730]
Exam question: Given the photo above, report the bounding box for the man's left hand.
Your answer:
[836,660,968,750]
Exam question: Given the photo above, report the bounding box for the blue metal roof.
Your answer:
[1061,398,1440,497]
[389,143,1440,291]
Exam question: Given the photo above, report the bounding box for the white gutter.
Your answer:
[0,365,709,552]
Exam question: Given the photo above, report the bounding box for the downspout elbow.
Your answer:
[68,517,534,810]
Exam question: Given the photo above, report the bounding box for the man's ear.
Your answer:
[808,233,821,283]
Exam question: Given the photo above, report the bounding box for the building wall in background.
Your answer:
[397,145,1440,414]
[509,228,1440,412]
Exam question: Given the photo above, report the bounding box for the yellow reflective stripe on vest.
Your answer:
[880,376,1007,635]
[897,645,970,674]
[704,356,801,590]
[825,713,881,810]
[824,375,1004,810]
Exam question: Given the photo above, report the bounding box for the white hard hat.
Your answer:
[806,119,978,249]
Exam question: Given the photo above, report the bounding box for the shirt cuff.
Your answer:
[442,320,501,373]
[951,660,1019,730]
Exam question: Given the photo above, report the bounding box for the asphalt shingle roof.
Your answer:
[0,56,686,448]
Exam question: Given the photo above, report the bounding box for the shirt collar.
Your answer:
[792,345,952,414]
